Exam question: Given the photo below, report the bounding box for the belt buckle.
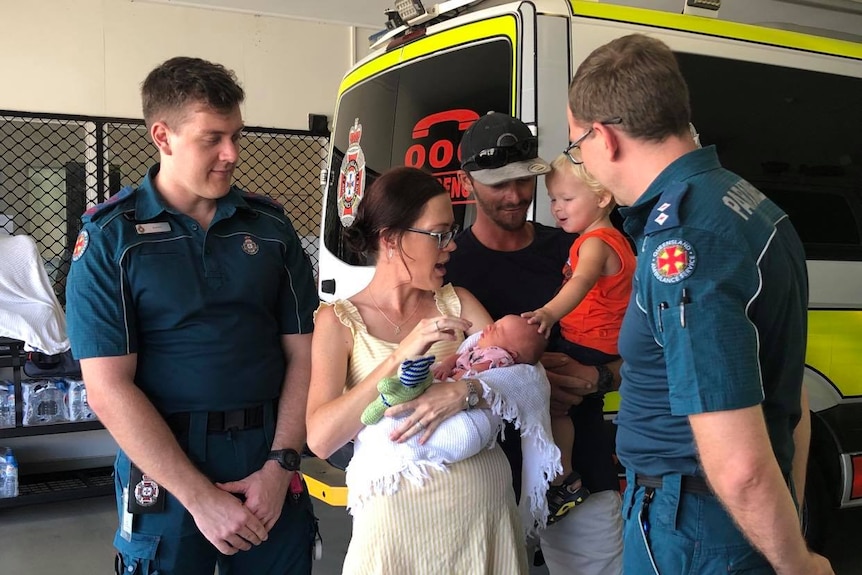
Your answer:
[223,409,245,431]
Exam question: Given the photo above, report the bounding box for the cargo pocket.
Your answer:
[112,531,160,575]
[723,545,772,574]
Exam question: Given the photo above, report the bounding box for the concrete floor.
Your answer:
[0,493,548,574]
[0,491,859,574]
[0,494,353,575]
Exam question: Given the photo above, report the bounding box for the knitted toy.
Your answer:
[360,355,436,425]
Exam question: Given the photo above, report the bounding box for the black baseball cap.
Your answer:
[459,112,550,185]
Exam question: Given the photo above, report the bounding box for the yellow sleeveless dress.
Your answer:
[319,283,527,575]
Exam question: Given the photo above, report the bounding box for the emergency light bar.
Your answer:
[371,0,481,50]
[395,0,427,21]
[687,0,721,9]
[394,0,482,27]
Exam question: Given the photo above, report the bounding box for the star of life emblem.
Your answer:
[71,230,89,261]
[242,235,259,255]
[651,239,696,283]
[134,475,160,507]
[338,118,366,227]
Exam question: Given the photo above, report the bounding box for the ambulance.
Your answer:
[315,0,862,549]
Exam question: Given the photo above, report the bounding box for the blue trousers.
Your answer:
[621,470,774,574]
[112,420,315,575]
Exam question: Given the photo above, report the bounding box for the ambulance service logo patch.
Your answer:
[134,475,160,507]
[337,118,366,228]
[651,239,696,283]
[242,235,259,255]
[71,230,89,261]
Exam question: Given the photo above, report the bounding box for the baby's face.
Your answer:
[477,315,543,359]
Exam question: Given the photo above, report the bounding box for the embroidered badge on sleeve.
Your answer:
[71,230,89,261]
[651,239,696,283]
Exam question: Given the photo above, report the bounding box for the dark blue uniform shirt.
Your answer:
[66,165,317,414]
[615,147,807,479]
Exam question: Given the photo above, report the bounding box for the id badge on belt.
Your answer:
[127,462,166,514]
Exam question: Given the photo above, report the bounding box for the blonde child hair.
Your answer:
[547,153,615,211]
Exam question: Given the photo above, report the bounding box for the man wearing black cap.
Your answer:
[446,112,623,575]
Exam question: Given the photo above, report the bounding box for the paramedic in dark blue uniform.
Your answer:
[567,34,832,575]
[65,57,318,575]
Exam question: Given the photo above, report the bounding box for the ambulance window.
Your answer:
[677,52,862,261]
[323,39,513,266]
[759,187,859,249]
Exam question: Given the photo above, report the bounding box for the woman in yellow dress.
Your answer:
[307,167,528,574]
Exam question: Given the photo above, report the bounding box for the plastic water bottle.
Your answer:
[0,449,18,498]
[67,379,94,422]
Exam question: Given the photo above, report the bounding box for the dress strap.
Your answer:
[433,283,462,319]
[314,300,368,334]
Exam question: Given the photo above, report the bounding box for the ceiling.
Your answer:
[136,0,397,28]
[136,0,862,38]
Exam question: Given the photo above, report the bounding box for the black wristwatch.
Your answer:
[595,364,615,395]
[267,449,301,471]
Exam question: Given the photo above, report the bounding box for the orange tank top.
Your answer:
[558,227,635,355]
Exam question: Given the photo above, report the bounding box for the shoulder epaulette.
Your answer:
[644,182,690,236]
[242,190,285,213]
[82,186,137,223]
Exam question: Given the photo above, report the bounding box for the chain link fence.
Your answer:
[1,111,327,306]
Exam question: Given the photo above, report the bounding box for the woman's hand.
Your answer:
[394,315,471,362]
[384,379,472,444]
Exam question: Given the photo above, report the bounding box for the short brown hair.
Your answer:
[568,34,690,142]
[141,57,245,128]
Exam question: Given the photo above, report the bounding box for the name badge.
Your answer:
[135,222,172,234]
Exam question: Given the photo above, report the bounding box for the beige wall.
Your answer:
[0,0,375,130]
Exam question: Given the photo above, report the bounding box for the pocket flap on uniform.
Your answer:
[112,531,160,560]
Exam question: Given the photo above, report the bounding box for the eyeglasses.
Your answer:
[405,224,460,249]
[564,117,623,165]
[462,138,538,171]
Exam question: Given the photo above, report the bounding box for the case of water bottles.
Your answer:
[22,379,68,426]
[0,382,15,429]
[17,378,97,426]
[66,379,96,422]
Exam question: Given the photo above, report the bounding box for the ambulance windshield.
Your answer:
[323,39,513,266]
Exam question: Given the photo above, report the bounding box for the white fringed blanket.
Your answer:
[346,332,561,536]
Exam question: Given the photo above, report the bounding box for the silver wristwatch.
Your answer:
[464,380,479,410]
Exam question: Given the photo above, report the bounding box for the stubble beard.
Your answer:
[475,194,528,232]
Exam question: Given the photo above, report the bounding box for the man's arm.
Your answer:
[792,387,811,512]
[541,353,622,406]
[82,355,267,555]
[690,406,832,575]
[218,333,311,531]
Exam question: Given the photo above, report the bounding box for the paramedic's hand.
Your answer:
[187,484,268,554]
[217,462,291,532]
[386,379,475,444]
[794,552,834,575]
[396,316,471,361]
[522,308,556,337]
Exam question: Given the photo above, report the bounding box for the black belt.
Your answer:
[165,404,268,435]
[636,474,713,496]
